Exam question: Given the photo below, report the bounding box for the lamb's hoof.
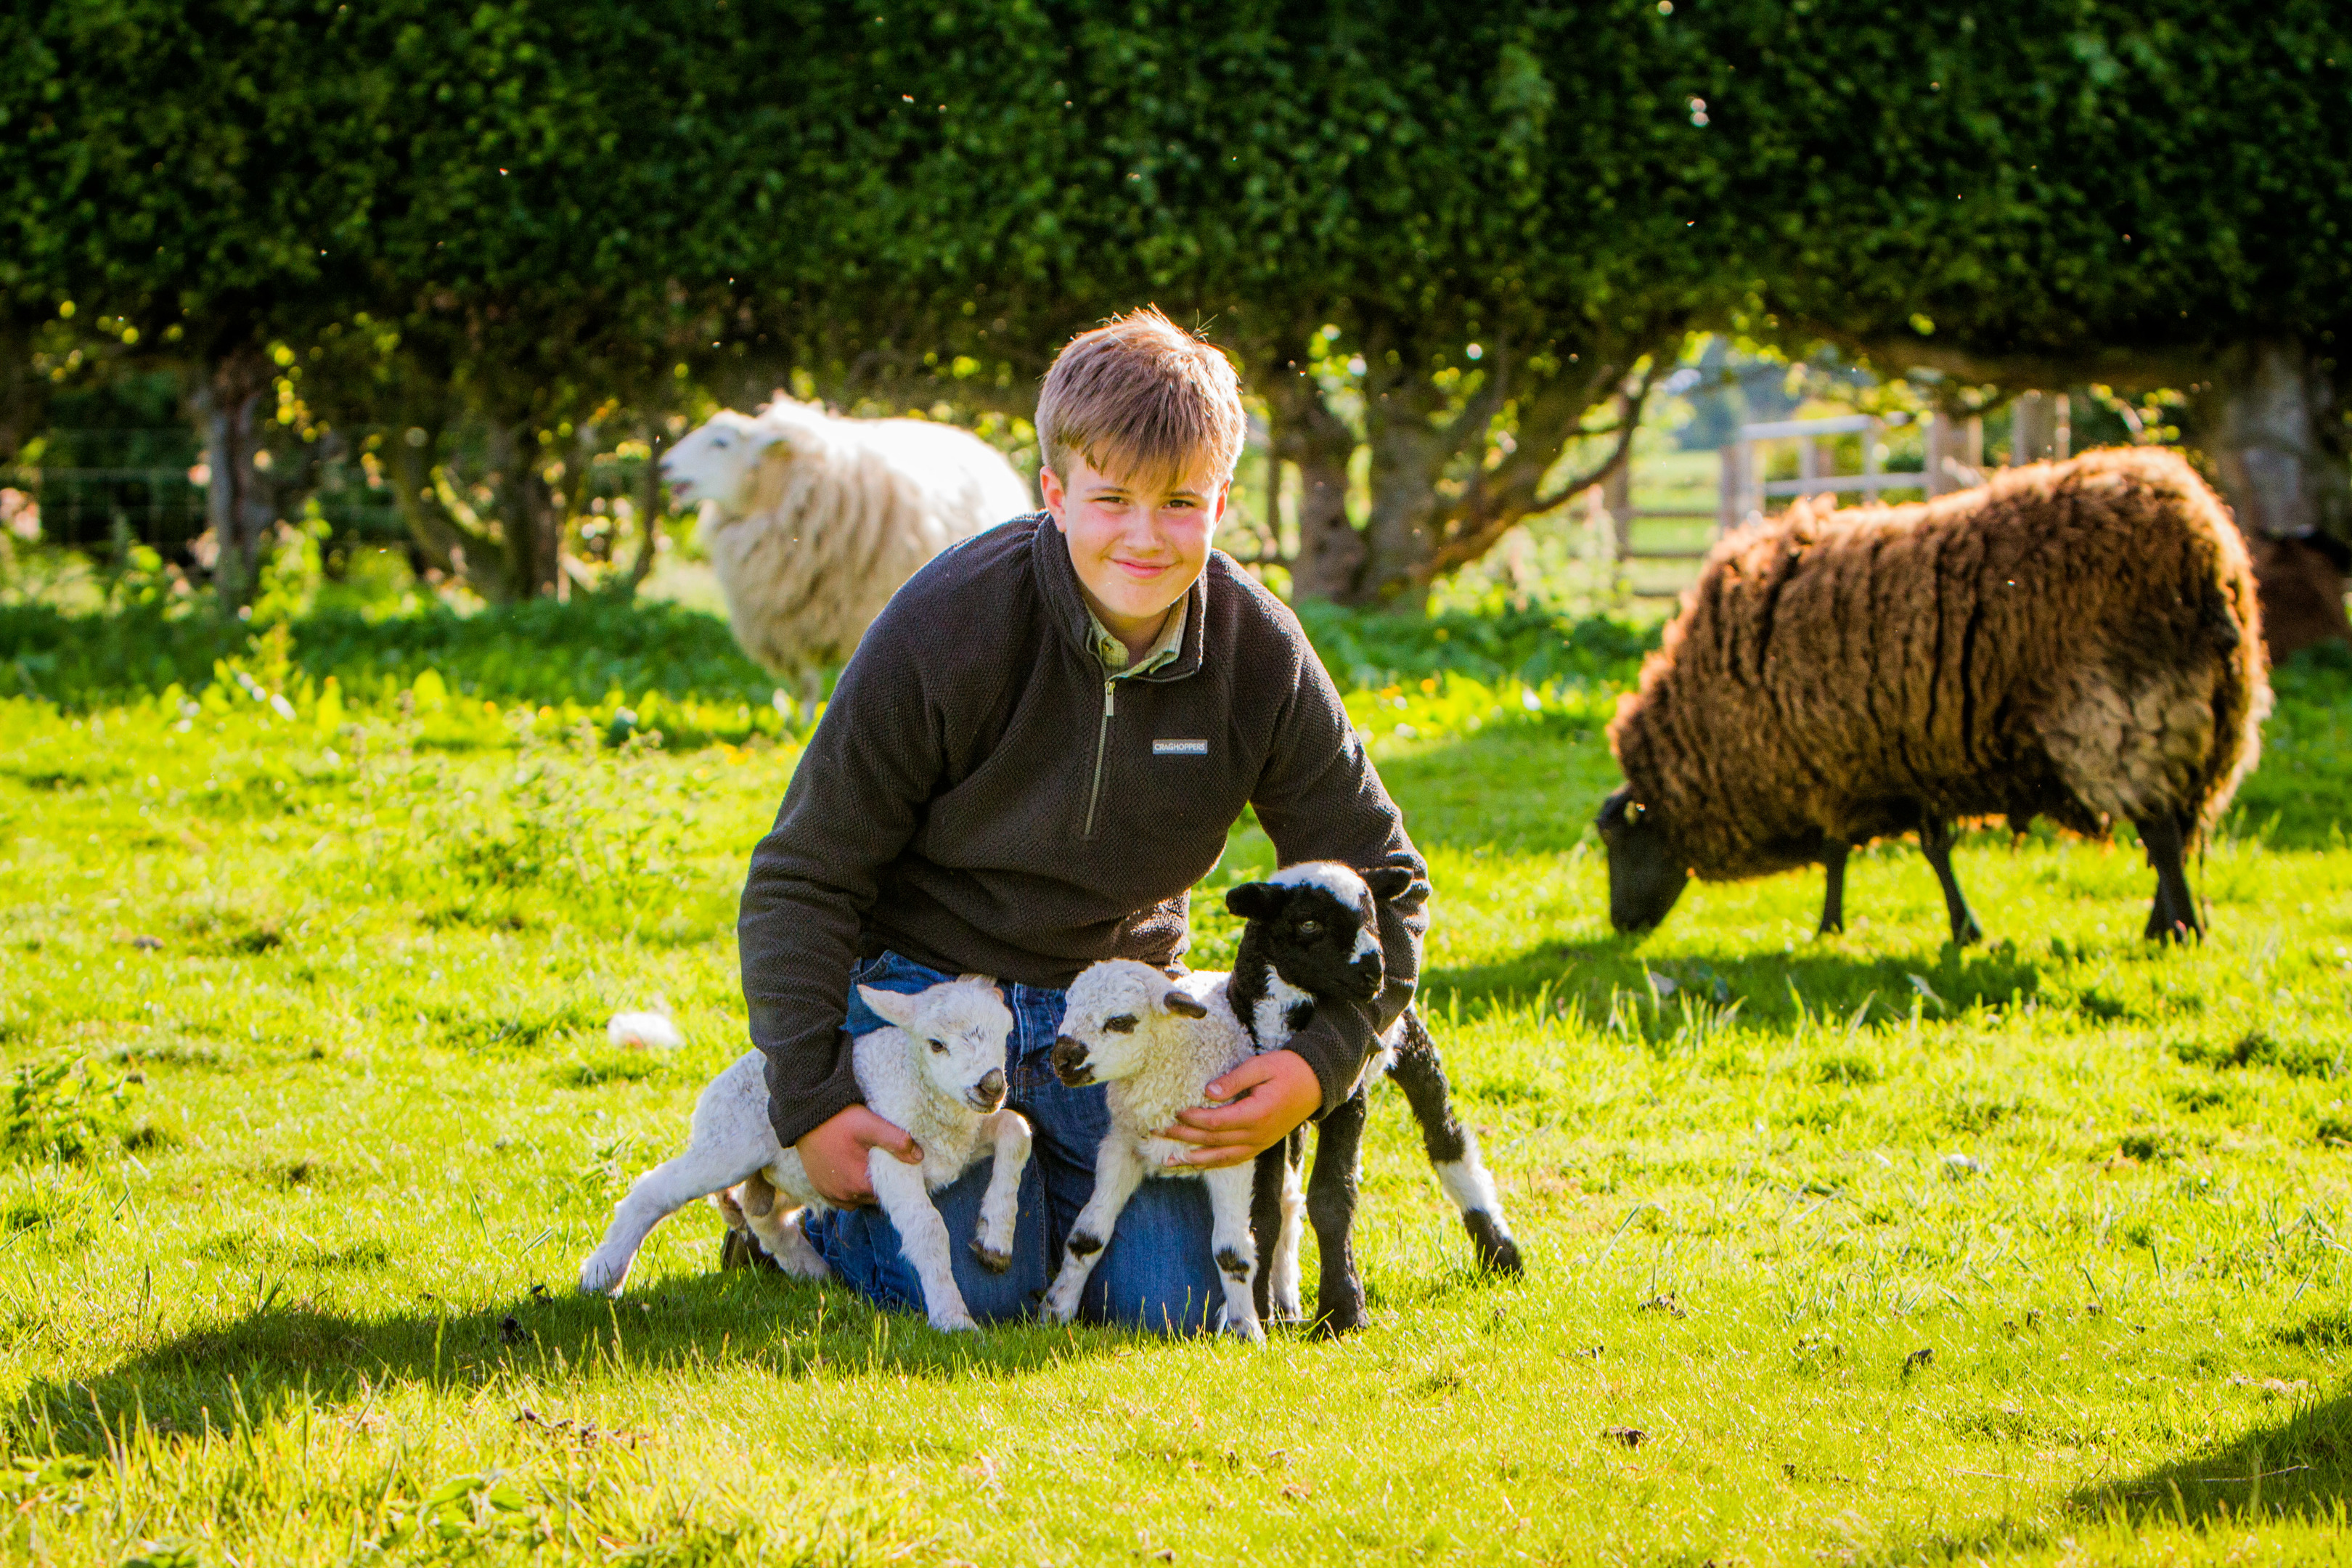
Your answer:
[1038,1294,1080,1326]
[577,1255,628,1297]
[930,1311,980,1334]
[2145,912,2202,944]
[1312,1295,1370,1338]
[1951,918,1984,947]
[719,1227,780,1273]
[1270,1295,1304,1324]
[1222,1317,1268,1345]
[1466,1212,1524,1276]
[970,1238,1013,1275]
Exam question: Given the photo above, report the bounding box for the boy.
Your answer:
[738,309,1428,1328]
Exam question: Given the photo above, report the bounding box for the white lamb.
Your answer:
[577,976,1032,1332]
[659,396,1032,699]
[1042,960,1267,1343]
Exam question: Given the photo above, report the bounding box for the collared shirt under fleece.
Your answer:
[738,513,1430,1151]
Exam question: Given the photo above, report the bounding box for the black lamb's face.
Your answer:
[1596,788,1688,934]
[1225,863,1415,1003]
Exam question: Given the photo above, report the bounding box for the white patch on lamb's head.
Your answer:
[660,409,778,514]
[857,976,1013,1112]
[1269,862,1371,903]
[1050,960,1208,1086]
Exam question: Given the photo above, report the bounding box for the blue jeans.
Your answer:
[801,951,1230,1333]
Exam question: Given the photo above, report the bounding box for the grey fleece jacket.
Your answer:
[738,514,1429,1149]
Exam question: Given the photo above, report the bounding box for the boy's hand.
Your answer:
[1159,1049,1321,1169]
[795,1106,923,1205]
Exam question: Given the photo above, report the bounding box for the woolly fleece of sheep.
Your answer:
[1607,446,2271,881]
[689,397,1032,679]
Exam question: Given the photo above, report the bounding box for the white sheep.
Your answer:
[658,396,1033,701]
[577,976,1031,1332]
[1042,960,1267,1342]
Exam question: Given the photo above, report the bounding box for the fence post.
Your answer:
[1718,440,1750,536]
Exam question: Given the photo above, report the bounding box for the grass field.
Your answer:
[4,592,2352,1566]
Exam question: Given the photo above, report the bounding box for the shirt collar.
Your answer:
[1088,595,1189,677]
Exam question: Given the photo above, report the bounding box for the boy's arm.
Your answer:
[738,634,944,1148]
[1248,649,1430,1115]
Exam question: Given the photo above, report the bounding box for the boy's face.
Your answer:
[1042,452,1229,643]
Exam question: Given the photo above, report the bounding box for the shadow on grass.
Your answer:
[2064,1378,2352,1532]
[9,1265,1125,1455]
[1421,935,2045,1036]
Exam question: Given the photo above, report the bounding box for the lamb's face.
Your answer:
[1224,862,1416,1004]
[857,978,1014,1113]
[659,411,774,515]
[1596,788,1689,934]
[1050,960,1208,1087]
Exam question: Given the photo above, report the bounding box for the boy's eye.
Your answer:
[1297,920,1322,937]
[928,1038,947,1053]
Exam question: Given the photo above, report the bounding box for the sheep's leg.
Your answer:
[1200,1162,1266,1344]
[1248,1129,1307,1322]
[713,1188,785,1274]
[579,1143,769,1297]
[867,1151,976,1332]
[1818,839,1849,936]
[1272,1138,1305,1321]
[1306,1086,1371,1335]
[971,1110,1034,1273]
[1385,1010,1522,1276]
[1248,1143,1287,1321]
[1041,1136,1146,1326]
[2137,809,2202,944]
[1918,814,1983,947]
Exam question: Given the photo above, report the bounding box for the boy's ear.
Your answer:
[1225,882,1285,921]
[857,984,919,1032]
[1161,989,1209,1019]
[1362,866,1417,903]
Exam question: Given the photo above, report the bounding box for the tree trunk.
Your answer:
[488,422,562,600]
[1265,364,1363,603]
[2190,338,2351,661]
[1357,356,1450,613]
[621,428,669,597]
[189,347,277,612]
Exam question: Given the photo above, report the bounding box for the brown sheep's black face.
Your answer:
[1596,788,1688,934]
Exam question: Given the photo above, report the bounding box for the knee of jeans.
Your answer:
[1085,1178,1225,1334]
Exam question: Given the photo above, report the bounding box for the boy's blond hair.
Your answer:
[1036,307,1246,491]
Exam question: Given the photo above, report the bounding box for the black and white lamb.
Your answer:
[1227,863,1522,1334]
[577,975,1031,1333]
[1042,962,1270,1342]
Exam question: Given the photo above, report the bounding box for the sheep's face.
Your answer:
[1050,960,1209,1087]
[1225,862,1416,1004]
[659,410,775,515]
[857,977,1014,1113]
[1597,788,1689,934]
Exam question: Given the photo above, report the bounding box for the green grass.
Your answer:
[5,597,2352,1564]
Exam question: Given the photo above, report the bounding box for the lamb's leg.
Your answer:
[1385,1010,1522,1276]
[738,1194,832,1281]
[1249,1128,1307,1322]
[1918,814,1983,947]
[1818,838,1849,936]
[1041,1135,1146,1325]
[1306,1086,1371,1335]
[579,1143,769,1297]
[1200,1161,1266,1344]
[713,1188,785,1273]
[2137,809,2202,944]
[971,1109,1034,1273]
[867,1151,976,1333]
[1249,1143,1288,1321]
[1271,1138,1305,1322]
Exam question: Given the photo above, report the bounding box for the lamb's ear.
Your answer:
[857,984,920,1032]
[1161,989,1209,1019]
[1362,866,1417,903]
[1225,881,1284,920]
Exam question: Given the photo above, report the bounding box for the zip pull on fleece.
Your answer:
[1082,677,1116,840]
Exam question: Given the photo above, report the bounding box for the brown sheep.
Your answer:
[1596,447,2271,946]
